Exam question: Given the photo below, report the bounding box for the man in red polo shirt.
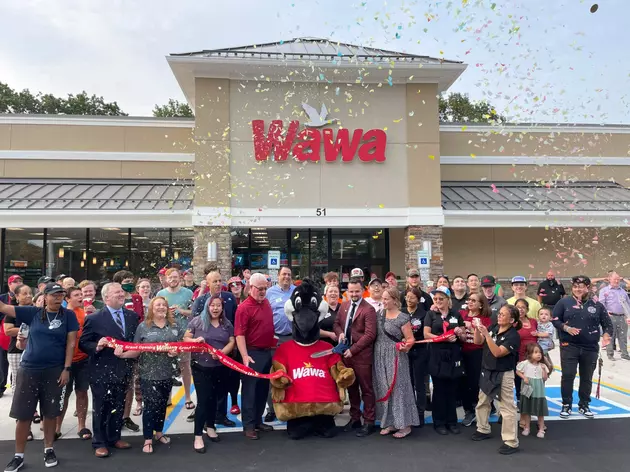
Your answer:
[235,273,276,440]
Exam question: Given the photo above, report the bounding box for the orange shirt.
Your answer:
[72,307,88,363]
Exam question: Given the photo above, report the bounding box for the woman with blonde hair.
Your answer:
[113,296,183,454]
[373,287,418,438]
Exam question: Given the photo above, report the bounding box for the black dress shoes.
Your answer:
[343,420,362,432]
[434,425,449,435]
[356,424,375,437]
[447,424,461,435]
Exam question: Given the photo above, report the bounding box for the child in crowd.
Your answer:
[516,343,549,438]
[535,307,556,369]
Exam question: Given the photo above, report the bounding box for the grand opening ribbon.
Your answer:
[377,329,456,403]
[104,338,290,381]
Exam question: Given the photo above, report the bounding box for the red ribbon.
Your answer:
[377,330,456,403]
[104,338,290,381]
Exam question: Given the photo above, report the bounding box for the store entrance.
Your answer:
[330,260,387,291]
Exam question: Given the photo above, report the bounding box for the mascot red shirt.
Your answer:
[274,340,342,404]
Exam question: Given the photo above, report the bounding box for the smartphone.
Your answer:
[18,323,29,338]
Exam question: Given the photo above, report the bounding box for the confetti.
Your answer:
[491,184,499,193]
[409,235,416,241]
[590,4,598,13]
[428,154,435,160]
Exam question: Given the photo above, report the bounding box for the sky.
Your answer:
[0,0,628,122]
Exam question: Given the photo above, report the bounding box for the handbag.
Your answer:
[521,382,534,398]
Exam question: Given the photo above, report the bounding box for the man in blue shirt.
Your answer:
[263,266,295,421]
[598,271,630,361]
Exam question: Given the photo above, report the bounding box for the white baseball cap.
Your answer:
[350,268,364,278]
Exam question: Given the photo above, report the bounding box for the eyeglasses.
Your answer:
[252,286,267,292]
[468,299,479,303]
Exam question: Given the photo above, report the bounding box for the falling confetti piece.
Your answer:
[491,184,499,194]
[470,153,476,158]
[428,155,435,160]
[409,235,416,240]
[590,4,598,13]
[378,204,385,208]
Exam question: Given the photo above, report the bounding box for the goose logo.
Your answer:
[301,102,337,127]
[292,361,326,379]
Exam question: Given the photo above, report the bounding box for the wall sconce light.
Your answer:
[82,251,87,261]
[110,259,115,266]
[102,261,107,267]
[207,242,217,262]
[93,257,97,265]
[125,260,129,267]
[174,251,180,260]
[58,248,65,258]
[80,260,85,268]
[161,247,167,258]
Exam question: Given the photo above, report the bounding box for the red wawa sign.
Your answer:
[252,120,387,163]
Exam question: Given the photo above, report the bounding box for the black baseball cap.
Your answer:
[37,276,52,285]
[480,275,496,287]
[369,278,383,286]
[571,275,591,286]
[44,283,66,295]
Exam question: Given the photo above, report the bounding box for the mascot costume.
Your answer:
[270,279,355,439]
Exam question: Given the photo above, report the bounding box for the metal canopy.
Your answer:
[442,181,630,212]
[0,179,194,211]
[171,37,460,65]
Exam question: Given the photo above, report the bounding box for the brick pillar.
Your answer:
[193,226,232,280]
[404,226,444,285]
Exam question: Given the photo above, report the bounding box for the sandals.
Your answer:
[155,434,171,445]
[393,428,412,439]
[185,401,195,410]
[78,428,93,440]
[142,443,153,454]
[27,431,33,442]
[380,427,396,436]
[133,404,143,416]
[54,432,62,441]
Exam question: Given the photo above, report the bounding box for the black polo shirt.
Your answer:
[537,279,565,306]
[451,292,469,313]
[424,309,465,336]
[481,325,520,372]
[403,292,432,342]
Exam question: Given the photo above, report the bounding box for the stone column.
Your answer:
[193,226,232,280]
[404,225,444,285]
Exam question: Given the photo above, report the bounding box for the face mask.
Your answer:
[122,283,135,293]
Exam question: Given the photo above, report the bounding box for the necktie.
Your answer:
[345,302,357,345]
[114,310,125,336]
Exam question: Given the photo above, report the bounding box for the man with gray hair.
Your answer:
[80,283,139,458]
[234,273,276,440]
[598,271,630,361]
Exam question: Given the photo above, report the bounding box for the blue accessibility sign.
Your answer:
[544,386,630,419]
[270,257,278,265]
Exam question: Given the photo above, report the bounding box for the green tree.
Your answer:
[438,92,505,124]
[0,81,126,115]
[152,99,194,118]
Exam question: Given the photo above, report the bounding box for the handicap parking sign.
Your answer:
[270,257,278,265]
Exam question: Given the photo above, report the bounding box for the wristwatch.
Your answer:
[64,366,71,372]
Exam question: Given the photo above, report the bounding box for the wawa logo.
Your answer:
[252,102,387,163]
[292,362,327,380]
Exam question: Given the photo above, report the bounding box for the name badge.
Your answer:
[449,317,458,324]
[420,297,425,303]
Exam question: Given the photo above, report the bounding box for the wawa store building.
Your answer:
[2,37,630,289]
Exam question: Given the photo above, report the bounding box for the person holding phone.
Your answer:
[0,283,78,471]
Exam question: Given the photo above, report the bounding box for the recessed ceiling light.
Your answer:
[92,241,107,244]
[102,228,121,231]
[6,228,24,231]
[111,244,125,248]
[134,236,149,240]
[149,241,163,244]
[30,232,45,236]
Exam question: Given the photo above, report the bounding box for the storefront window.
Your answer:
[310,230,328,284]
[130,228,170,278]
[90,228,130,283]
[250,228,288,274]
[172,228,194,271]
[331,228,385,260]
[290,229,309,280]
[231,229,250,276]
[47,229,88,281]
[4,228,44,289]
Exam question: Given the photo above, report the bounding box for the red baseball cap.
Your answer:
[158,267,168,276]
[385,271,396,280]
[8,275,23,284]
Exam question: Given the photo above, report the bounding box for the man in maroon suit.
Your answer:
[333,277,377,437]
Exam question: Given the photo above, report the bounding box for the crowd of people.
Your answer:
[0,264,623,470]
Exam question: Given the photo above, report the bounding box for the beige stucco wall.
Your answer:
[388,227,406,277]
[0,124,192,153]
[440,130,630,158]
[444,227,630,279]
[224,80,415,209]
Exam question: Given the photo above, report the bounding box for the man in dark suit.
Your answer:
[333,277,377,437]
[80,282,139,458]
